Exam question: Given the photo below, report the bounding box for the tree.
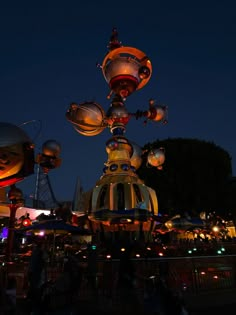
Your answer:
[137,138,232,217]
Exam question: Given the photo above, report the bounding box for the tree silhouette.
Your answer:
[138,138,233,217]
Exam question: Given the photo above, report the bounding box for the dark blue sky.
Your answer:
[1,1,236,201]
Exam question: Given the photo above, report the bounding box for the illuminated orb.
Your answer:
[152,106,166,122]
[102,46,152,97]
[147,148,165,169]
[66,102,106,136]
[42,140,61,157]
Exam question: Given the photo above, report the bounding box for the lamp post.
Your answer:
[5,185,24,261]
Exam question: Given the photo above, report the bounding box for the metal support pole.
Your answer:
[5,203,18,261]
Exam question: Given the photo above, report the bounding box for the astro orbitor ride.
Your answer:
[66,28,167,237]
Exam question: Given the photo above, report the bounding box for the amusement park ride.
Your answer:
[0,29,230,253]
[0,121,61,259]
[66,28,168,238]
[66,29,231,240]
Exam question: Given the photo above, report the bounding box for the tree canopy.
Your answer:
[137,138,233,217]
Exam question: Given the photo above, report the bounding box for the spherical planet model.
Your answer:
[152,106,166,122]
[106,103,129,125]
[42,140,61,157]
[102,46,152,97]
[66,102,106,136]
[147,148,165,168]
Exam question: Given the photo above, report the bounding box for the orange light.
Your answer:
[22,219,31,227]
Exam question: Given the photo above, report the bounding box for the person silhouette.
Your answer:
[117,246,142,314]
[27,240,47,315]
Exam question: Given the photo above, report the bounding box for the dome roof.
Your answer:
[0,122,32,147]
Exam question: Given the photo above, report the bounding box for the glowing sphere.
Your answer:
[147,148,165,168]
[66,102,106,136]
[152,106,166,122]
[22,218,31,227]
[106,104,129,126]
[42,140,61,157]
[106,104,129,119]
[138,66,151,79]
[102,46,152,96]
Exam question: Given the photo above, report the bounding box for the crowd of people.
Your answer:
[0,238,193,315]
[1,232,236,314]
[25,241,191,315]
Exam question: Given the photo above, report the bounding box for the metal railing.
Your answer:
[1,254,236,303]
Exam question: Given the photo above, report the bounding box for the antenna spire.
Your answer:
[108,27,122,51]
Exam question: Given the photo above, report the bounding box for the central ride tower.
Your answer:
[66,28,167,242]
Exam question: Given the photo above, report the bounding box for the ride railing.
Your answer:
[78,255,236,308]
[1,254,236,302]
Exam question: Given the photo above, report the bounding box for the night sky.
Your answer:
[1,1,236,202]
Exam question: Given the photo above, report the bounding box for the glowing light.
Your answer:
[212,226,219,232]
[165,222,173,229]
[121,248,125,252]
[182,283,187,290]
[106,254,111,259]
[135,253,140,258]
[1,227,8,238]
[22,218,31,227]
[158,252,164,256]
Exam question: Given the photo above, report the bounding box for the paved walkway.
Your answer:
[15,290,236,315]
